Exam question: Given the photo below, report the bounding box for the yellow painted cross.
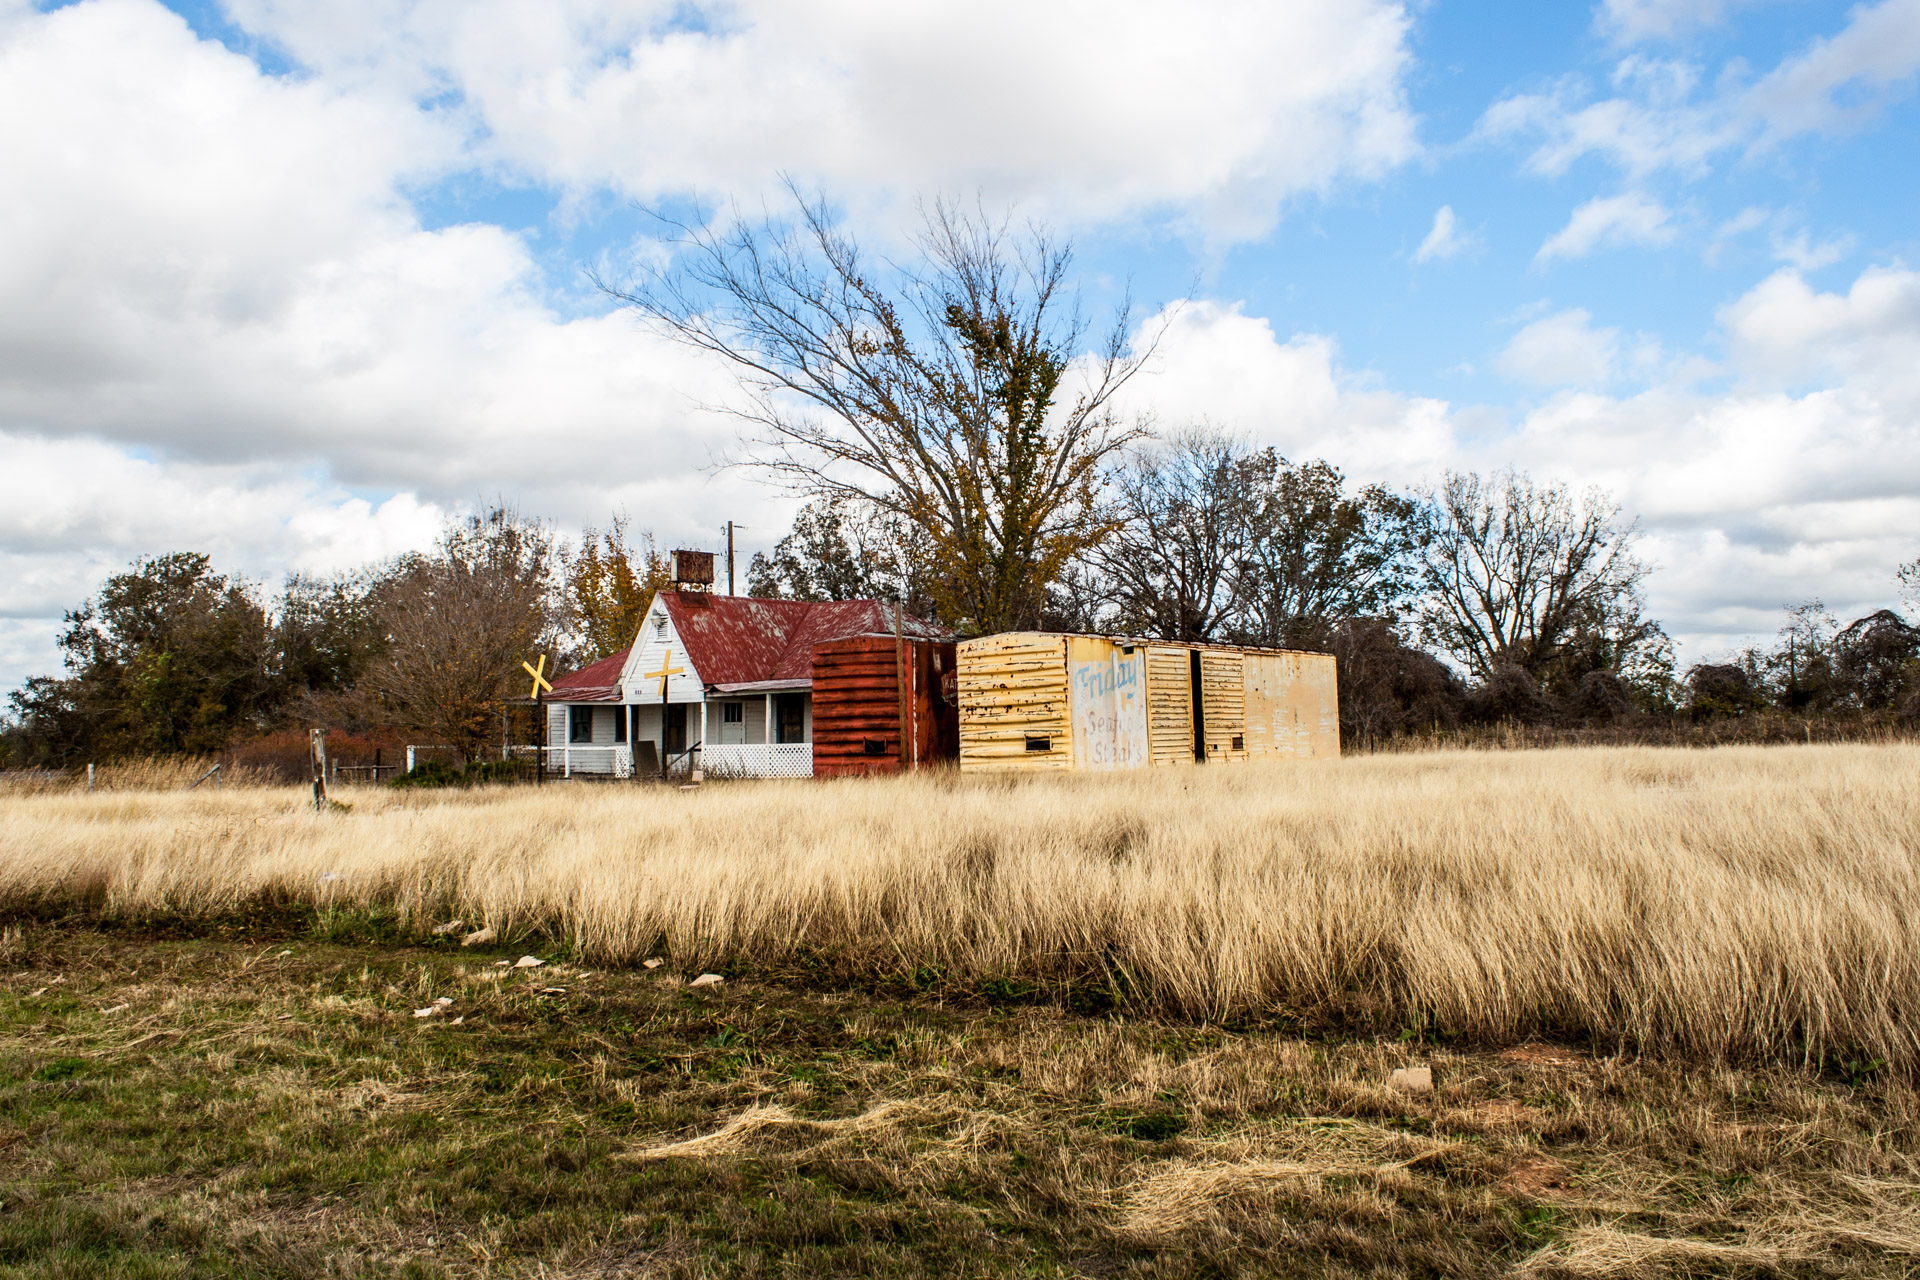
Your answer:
[645,650,684,701]
[521,654,552,700]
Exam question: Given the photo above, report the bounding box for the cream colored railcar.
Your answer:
[957,632,1339,773]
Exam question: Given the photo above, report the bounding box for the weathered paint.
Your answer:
[1242,650,1341,759]
[1068,636,1150,770]
[811,635,959,777]
[958,632,1340,772]
[1199,649,1247,762]
[956,633,1071,771]
[1145,646,1195,764]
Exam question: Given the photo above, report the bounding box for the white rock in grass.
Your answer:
[435,997,453,1006]
[514,955,545,969]
[643,958,664,970]
[461,927,496,947]
[1388,1065,1433,1095]
[413,1006,438,1018]
[688,973,724,988]
[431,920,464,936]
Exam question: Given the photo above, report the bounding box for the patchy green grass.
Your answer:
[2,917,1918,1278]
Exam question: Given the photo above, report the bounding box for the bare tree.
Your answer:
[1092,430,1252,641]
[1415,470,1655,682]
[1229,453,1420,650]
[601,187,1158,633]
[367,505,559,764]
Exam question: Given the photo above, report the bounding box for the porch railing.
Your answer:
[699,743,813,779]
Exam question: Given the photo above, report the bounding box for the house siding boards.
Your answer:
[540,590,949,779]
[956,632,1339,772]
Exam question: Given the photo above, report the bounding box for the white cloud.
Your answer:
[1496,309,1621,386]
[1719,264,1920,404]
[1745,0,1920,138]
[1413,205,1472,263]
[217,0,1422,246]
[1770,228,1855,271]
[1535,192,1676,263]
[1112,301,1455,486]
[0,0,803,693]
[1487,0,1920,180]
[1112,264,1920,661]
[1596,0,1772,44]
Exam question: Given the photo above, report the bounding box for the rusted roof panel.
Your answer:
[661,591,947,688]
[547,649,627,702]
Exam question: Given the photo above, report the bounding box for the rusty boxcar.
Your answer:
[956,632,1338,772]
[810,634,959,777]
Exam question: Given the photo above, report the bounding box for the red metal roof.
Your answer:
[664,592,947,685]
[546,649,626,702]
[545,592,948,699]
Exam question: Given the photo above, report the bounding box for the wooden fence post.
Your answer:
[310,728,328,812]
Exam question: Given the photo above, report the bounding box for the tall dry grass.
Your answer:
[3,744,1916,1071]
[0,756,273,794]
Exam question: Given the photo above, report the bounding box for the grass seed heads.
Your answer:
[4,743,1920,1070]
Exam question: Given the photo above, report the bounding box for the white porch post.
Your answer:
[698,698,708,767]
[765,693,773,744]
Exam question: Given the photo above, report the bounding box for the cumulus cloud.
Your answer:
[1719,264,1920,404]
[216,0,1421,246]
[0,0,805,692]
[1413,205,1472,263]
[1496,309,1622,386]
[1535,192,1675,263]
[1112,300,1455,486]
[1112,265,1920,659]
[1745,0,1920,138]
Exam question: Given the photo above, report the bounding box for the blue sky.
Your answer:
[1,0,1917,693]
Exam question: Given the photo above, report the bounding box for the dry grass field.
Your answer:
[4,744,1917,1070]
[5,745,1920,1277]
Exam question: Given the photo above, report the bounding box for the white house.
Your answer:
[543,590,946,779]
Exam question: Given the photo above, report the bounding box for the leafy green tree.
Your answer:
[5,553,279,764]
[279,569,389,696]
[1229,452,1420,651]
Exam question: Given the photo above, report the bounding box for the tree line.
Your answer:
[8,190,1917,767]
[0,511,675,769]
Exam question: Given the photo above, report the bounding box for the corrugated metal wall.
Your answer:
[956,633,1070,771]
[1145,646,1194,765]
[958,633,1340,771]
[812,635,958,777]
